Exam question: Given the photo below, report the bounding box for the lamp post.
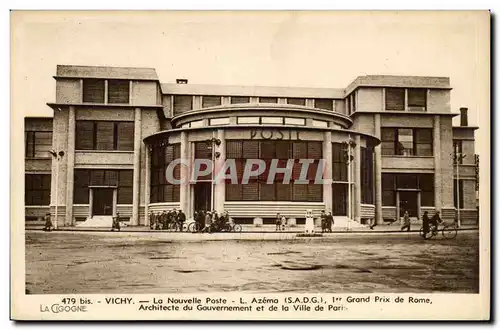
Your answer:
[454,144,466,228]
[342,136,356,231]
[49,150,65,229]
[206,134,221,212]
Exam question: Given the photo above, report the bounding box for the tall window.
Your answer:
[408,88,427,111]
[25,174,51,205]
[202,96,222,108]
[173,95,193,116]
[150,144,181,203]
[83,79,105,103]
[453,140,464,164]
[453,179,464,209]
[231,96,250,104]
[314,99,333,111]
[25,131,52,158]
[385,88,405,111]
[381,128,433,156]
[82,79,130,104]
[332,143,348,215]
[225,140,322,202]
[75,121,134,151]
[107,80,130,104]
[361,147,374,204]
[287,98,306,106]
[382,173,434,206]
[73,169,134,204]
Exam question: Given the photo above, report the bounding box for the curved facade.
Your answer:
[29,65,479,228]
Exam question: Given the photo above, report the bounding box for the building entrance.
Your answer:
[398,190,419,219]
[194,182,212,214]
[92,188,114,216]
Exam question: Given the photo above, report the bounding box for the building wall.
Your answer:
[56,78,81,104]
[357,87,383,111]
[132,81,159,106]
[428,89,451,113]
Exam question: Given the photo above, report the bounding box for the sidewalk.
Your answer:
[25,223,479,234]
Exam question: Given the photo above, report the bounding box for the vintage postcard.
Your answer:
[10,10,490,321]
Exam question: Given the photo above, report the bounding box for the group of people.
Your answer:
[149,209,186,231]
[275,210,335,232]
[194,210,232,233]
[400,209,443,237]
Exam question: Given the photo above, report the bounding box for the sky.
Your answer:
[11,10,490,149]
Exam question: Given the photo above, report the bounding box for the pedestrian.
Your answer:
[111,212,121,232]
[320,210,327,233]
[401,210,411,232]
[281,214,287,231]
[422,211,430,238]
[275,213,282,231]
[327,211,334,232]
[43,212,53,232]
[203,211,212,233]
[178,209,186,232]
[430,211,442,234]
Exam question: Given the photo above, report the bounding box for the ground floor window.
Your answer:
[453,179,464,209]
[332,183,347,215]
[73,169,134,204]
[382,173,434,206]
[361,146,374,204]
[25,174,51,205]
[150,143,181,203]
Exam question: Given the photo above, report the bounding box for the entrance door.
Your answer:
[92,188,114,216]
[399,191,418,218]
[194,183,211,214]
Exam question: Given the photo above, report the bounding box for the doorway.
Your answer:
[399,190,419,218]
[193,182,211,214]
[92,188,114,216]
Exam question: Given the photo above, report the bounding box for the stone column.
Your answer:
[180,131,189,213]
[374,114,383,224]
[144,145,151,226]
[433,115,442,212]
[131,107,142,225]
[323,131,333,212]
[65,106,76,226]
[354,135,362,222]
[214,129,226,213]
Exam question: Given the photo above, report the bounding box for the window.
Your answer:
[150,144,181,203]
[453,179,464,209]
[74,169,134,204]
[314,98,333,111]
[173,95,193,116]
[25,131,52,158]
[107,80,130,104]
[332,143,348,182]
[453,140,463,164]
[225,140,322,202]
[202,96,222,108]
[385,88,405,111]
[83,79,105,103]
[287,98,306,106]
[351,92,356,112]
[231,96,250,104]
[259,97,278,103]
[361,147,374,204]
[25,174,51,205]
[332,183,347,215]
[382,173,434,206]
[75,121,134,151]
[408,88,427,111]
[381,128,433,156]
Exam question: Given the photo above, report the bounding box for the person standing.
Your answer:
[203,211,212,233]
[320,210,327,233]
[281,214,287,231]
[275,213,282,231]
[401,210,411,232]
[422,211,430,238]
[327,211,334,232]
[43,212,53,232]
[178,209,186,232]
[111,212,121,232]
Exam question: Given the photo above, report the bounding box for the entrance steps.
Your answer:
[75,216,113,228]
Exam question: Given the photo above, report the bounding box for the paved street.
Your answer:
[25,230,479,294]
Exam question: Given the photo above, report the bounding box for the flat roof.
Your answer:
[56,65,159,81]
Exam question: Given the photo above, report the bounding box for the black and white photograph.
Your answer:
[10,10,490,320]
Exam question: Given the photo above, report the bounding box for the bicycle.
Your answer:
[223,222,242,233]
[188,221,203,233]
[419,222,458,240]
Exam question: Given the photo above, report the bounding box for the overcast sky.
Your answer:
[11,10,489,149]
